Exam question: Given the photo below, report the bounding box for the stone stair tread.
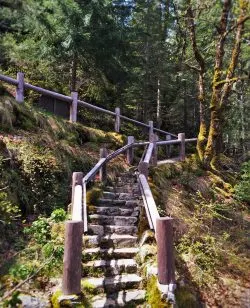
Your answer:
[84,234,138,249]
[84,258,137,268]
[89,206,137,216]
[82,274,142,290]
[88,224,138,236]
[89,214,138,226]
[85,234,137,240]
[98,199,127,205]
[91,289,146,307]
[84,247,139,256]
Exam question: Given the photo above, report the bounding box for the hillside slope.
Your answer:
[0,94,128,305]
[151,157,250,307]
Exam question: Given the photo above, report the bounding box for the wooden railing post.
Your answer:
[166,134,172,158]
[138,161,149,178]
[150,134,158,166]
[149,121,154,139]
[115,107,121,133]
[70,91,78,123]
[156,217,175,285]
[16,72,24,103]
[62,220,83,295]
[127,136,134,164]
[178,133,185,161]
[71,172,83,214]
[99,148,108,182]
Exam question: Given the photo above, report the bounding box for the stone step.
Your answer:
[83,234,138,249]
[89,206,139,217]
[89,214,138,226]
[82,247,139,261]
[98,199,126,206]
[102,192,119,200]
[82,258,137,276]
[96,199,139,208]
[81,274,143,294]
[105,186,134,194]
[91,289,146,308]
[102,191,137,200]
[88,224,138,236]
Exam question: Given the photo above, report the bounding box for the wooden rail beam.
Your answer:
[16,72,24,103]
[156,217,175,285]
[62,221,83,295]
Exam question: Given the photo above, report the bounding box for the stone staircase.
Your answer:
[82,171,146,307]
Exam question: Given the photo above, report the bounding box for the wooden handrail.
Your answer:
[144,143,154,164]
[81,143,134,232]
[138,174,160,230]
[0,72,177,138]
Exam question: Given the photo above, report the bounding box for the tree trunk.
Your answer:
[156,79,161,127]
[186,4,207,160]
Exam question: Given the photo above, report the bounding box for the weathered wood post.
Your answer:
[71,172,83,214]
[151,134,158,166]
[16,72,24,103]
[115,107,121,133]
[62,220,84,295]
[156,217,175,285]
[70,92,78,123]
[127,136,135,164]
[149,121,154,138]
[178,133,185,161]
[99,148,108,182]
[166,134,172,158]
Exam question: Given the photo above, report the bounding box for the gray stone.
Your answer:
[92,289,146,307]
[83,234,138,249]
[18,294,48,308]
[82,274,142,293]
[83,247,139,260]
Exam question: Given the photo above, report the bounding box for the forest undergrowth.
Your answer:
[150,156,250,307]
[0,95,126,306]
[0,94,249,307]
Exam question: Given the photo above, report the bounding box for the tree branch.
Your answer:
[184,62,201,72]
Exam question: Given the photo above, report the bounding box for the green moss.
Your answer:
[146,276,169,308]
[86,187,103,206]
[51,290,62,308]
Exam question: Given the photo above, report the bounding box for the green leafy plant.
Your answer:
[50,208,67,222]
[9,264,34,281]
[24,217,51,245]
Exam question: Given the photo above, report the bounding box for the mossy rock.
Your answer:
[86,187,103,206]
[175,286,199,308]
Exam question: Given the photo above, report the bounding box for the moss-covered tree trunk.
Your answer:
[203,0,249,168]
[186,4,207,161]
